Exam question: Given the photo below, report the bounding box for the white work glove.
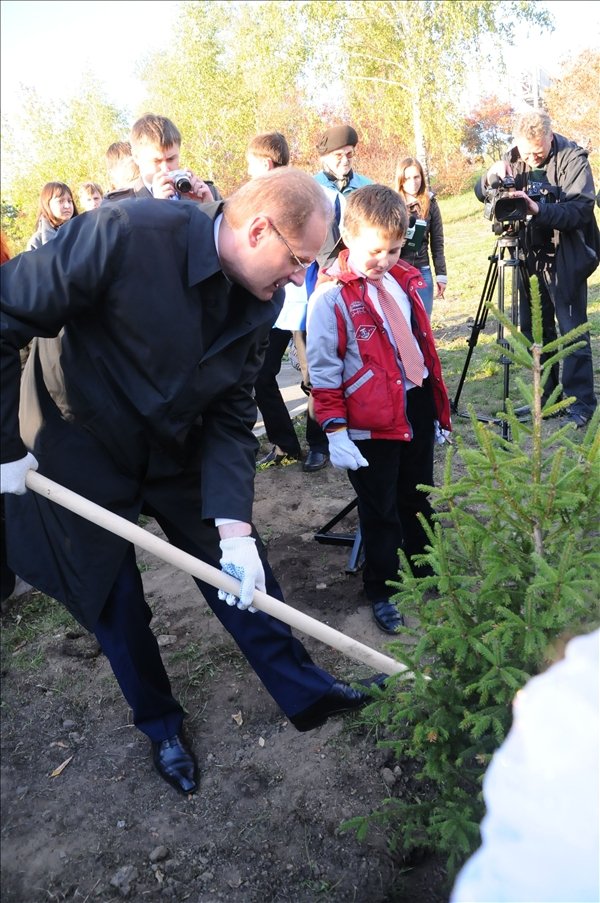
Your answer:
[327,429,369,471]
[434,420,453,445]
[0,452,39,495]
[218,536,265,612]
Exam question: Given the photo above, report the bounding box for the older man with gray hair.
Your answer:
[475,109,599,428]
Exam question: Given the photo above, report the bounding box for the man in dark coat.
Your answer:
[0,168,381,796]
[475,108,599,428]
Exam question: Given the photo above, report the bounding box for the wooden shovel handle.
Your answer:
[25,471,406,676]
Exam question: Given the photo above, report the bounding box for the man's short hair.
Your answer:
[342,184,408,240]
[105,141,140,189]
[247,132,290,168]
[224,167,332,236]
[513,109,552,143]
[130,114,182,149]
[106,141,132,164]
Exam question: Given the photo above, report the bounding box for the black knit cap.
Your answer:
[317,124,359,155]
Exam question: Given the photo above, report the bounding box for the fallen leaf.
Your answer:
[232,711,243,726]
[50,755,73,778]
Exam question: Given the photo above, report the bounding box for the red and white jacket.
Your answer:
[306,250,451,441]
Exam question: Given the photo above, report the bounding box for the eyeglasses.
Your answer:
[332,150,355,163]
[266,218,314,272]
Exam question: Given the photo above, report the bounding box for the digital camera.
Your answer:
[170,169,192,193]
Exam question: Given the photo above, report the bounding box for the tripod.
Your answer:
[451,227,531,441]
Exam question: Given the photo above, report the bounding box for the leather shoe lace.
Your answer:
[290,675,387,732]
[152,734,198,795]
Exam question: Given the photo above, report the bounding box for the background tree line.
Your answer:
[1,0,597,252]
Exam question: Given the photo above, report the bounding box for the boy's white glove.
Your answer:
[434,420,453,445]
[327,430,369,471]
[218,536,265,612]
[0,452,39,495]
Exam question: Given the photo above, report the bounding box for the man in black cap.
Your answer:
[314,124,373,224]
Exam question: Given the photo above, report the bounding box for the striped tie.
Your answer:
[367,278,424,386]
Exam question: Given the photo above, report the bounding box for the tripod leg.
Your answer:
[452,245,499,412]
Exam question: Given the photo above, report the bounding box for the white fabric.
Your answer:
[274,281,308,331]
[218,536,265,612]
[0,452,39,495]
[327,429,369,471]
[451,628,600,903]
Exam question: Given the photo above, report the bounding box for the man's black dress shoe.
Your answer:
[290,676,387,732]
[152,734,198,795]
[302,450,329,473]
[372,599,405,634]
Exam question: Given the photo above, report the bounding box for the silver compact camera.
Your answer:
[170,169,192,193]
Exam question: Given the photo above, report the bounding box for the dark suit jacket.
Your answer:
[1,199,282,626]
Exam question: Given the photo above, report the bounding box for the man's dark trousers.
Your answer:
[94,510,335,741]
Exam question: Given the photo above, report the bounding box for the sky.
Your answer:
[1,0,599,124]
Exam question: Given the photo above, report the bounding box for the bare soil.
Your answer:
[0,453,452,903]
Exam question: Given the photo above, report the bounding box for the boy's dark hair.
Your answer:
[343,184,409,239]
[247,132,290,167]
[79,181,104,197]
[130,114,182,149]
[106,141,132,163]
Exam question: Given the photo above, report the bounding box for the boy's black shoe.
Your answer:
[372,600,405,634]
[564,407,592,429]
[302,450,329,472]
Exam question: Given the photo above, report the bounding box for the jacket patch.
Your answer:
[356,325,376,341]
[349,300,366,315]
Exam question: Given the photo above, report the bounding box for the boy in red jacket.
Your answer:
[307,184,451,634]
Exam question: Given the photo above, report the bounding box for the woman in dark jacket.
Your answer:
[27,181,78,250]
[394,157,447,318]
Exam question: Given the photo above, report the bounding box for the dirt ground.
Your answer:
[0,448,453,903]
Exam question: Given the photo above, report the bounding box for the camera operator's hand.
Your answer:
[486,160,513,186]
[327,429,369,471]
[151,169,178,199]
[181,173,213,203]
[506,190,540,216]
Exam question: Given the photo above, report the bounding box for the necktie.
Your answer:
[367,278,424,386]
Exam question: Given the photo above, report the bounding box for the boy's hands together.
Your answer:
[327,430,369,471]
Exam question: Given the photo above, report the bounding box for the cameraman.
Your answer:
[123,113,221,203]
[475,109,599,428]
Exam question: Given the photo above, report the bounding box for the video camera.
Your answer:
[484,174,556,232]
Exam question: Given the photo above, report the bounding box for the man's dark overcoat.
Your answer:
[1,199,281,629]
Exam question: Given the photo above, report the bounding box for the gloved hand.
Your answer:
[0,452,39,495]
[218,536,265,612]
[434,420,453,445]
[327,429,369,471]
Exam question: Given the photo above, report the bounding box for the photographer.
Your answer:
[475,109,599,428]
[124,113,221,203]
